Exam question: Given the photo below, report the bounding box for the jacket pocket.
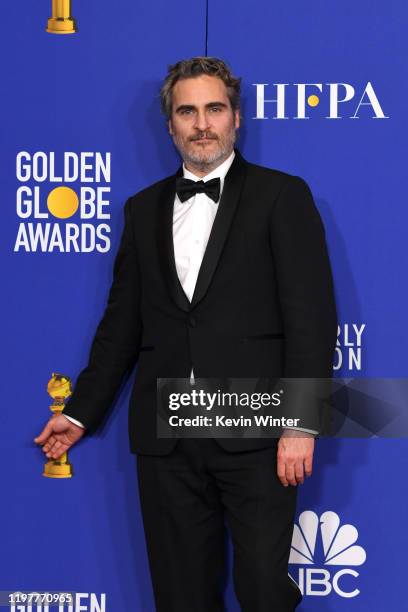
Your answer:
[139,345,155,351]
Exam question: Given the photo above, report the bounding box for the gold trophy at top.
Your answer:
[43,373,74,478]
[47,0,77,34]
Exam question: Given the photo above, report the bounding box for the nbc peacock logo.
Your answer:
[288,510,366,598]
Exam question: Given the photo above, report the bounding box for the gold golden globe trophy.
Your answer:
[43,373,74,478]
[47,0,77,34]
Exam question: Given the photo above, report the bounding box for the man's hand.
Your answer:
[277,429,315,487]
[34,414,85,460]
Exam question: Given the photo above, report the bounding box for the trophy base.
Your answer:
[46,18,77,34]
[43,460,73,478]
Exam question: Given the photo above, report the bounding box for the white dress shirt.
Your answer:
[65,150,317,435]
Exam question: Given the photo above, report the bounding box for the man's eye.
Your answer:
[181,109,193,115]
[210,107,221,112]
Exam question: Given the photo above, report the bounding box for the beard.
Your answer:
[171,122,237,172]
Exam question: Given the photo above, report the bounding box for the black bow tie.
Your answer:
[176,176,221,203]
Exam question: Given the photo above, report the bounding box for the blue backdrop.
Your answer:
[1,1,407,610]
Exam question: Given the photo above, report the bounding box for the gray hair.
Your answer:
[160,56,241,120]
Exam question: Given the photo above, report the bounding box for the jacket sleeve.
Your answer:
[269,176,338,433]
[63,196,142,432]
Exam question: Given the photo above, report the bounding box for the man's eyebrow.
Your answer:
[174,101,229,113]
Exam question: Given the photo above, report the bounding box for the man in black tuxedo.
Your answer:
[35,57,337,611]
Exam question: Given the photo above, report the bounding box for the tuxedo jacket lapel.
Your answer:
[157,148,248,312]
[191,149,248,308]
[157,165,191,312]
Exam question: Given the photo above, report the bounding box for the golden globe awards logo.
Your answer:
[14,152,111,253]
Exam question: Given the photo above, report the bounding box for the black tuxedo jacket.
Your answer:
[64,148,338,455]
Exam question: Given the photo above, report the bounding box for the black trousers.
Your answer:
[136,438,302,612]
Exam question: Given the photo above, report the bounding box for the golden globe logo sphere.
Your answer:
[307,95,320,107]
[47,375,72,401]
[47,186,79,219]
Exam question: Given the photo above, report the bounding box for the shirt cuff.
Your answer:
[283,426,318,435]
[63,414,86,429]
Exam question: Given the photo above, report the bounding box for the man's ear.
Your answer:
[234,109,240,130]
[168,119,173,135]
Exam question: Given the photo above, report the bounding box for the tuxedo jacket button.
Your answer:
[188,315,196,328]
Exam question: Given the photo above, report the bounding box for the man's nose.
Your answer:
[194,109,210,132]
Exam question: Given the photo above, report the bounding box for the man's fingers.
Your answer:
[46,441,70,460]
[43,432,67,450]
[47,439,62,454]
[46,448,68,460]
[46,436,70,454]
[277,456,289,487]
[294,460,305,485]
[42,435,57,452]
[47,440,63,459]
[285,463,297,487]
[277,454,308,486]
[35,415,83,461]
[277,436,315,487]
[304,455,313,477]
